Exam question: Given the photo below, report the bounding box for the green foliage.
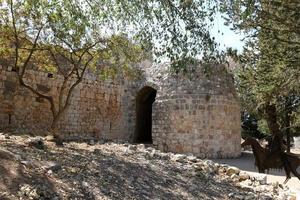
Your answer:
[0,0,145,79]
[241,112,270,139]
[257,119,270,136]
[0,0,146,131]
[96,35,144,80]
[222,0,300,136]
[0,24,56,72]
[86,0,222,65]
[0,0,231,75]
[170,57,198,74]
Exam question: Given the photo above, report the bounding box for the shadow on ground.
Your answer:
[213,151,291,176]
[0,138,248,200]
[0,150,61,199]
[212,151,300,191]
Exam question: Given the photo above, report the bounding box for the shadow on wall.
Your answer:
[133,86,157,144]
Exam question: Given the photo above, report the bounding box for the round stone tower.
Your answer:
[145,63,241,158]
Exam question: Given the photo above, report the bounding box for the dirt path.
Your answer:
[212,151,300,194]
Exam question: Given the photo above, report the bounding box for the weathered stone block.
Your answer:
[4,80,17,94]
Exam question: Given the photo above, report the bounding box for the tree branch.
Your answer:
[10,0,19,71]
[19,25,44,78]
[62,52,94,113]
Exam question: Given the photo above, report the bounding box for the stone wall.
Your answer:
[152,94,241,158]
[0,62,241,158]
[0,66,134,140]
[147,63,241,158]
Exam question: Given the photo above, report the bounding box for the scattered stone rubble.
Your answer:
[0,134,297,200]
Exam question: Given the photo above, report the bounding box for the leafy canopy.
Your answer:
[85,0,223,65]
[0,0,145,79]
[0,0,231,74]
[222,0,300,135]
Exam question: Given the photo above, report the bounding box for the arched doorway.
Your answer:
[134,86,157,143]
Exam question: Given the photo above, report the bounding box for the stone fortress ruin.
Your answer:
[0,61,241,158]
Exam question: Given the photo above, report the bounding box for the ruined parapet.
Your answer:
[147,63,241,158]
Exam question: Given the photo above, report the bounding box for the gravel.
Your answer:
[0,135,297,200]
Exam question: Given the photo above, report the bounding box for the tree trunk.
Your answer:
[265,104,281,136]
[265,104,284,152]
[286,129,291,153]
[264,104,292,178]
[284,98,293,152]
[50,114,64,146]
[49,96,73,145]
[50,117,58,137]
[285,105,291,153]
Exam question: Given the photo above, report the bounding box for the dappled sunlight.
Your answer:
[0,135,263,199]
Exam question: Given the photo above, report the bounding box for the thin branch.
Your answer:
[10,0,19,70]
[48,48,66,77]
[75,68,81,79]
[62,52,94,112]
[56,36,78,56]
[19,25,44,78]
[53,45,75,65]
[272,34,300,46]
[18,78,56,116]
[19,47,48,51]
[58,77,69,111]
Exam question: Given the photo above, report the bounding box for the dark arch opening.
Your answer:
[134,86,157,143]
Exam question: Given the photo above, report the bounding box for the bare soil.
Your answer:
[0,134,249,200]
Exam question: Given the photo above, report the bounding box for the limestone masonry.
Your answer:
[0,61,241,158]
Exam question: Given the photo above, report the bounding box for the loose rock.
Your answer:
[226,166,240,176]
[0,135,296,200]
[28,138,46,150]
[239,171,250,182]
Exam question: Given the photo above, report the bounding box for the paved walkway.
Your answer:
[212,151,300,193]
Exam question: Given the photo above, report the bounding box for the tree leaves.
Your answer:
[88,0,221,65]
[224,0,300,135]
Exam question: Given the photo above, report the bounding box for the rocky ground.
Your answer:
[0,133,297,200]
